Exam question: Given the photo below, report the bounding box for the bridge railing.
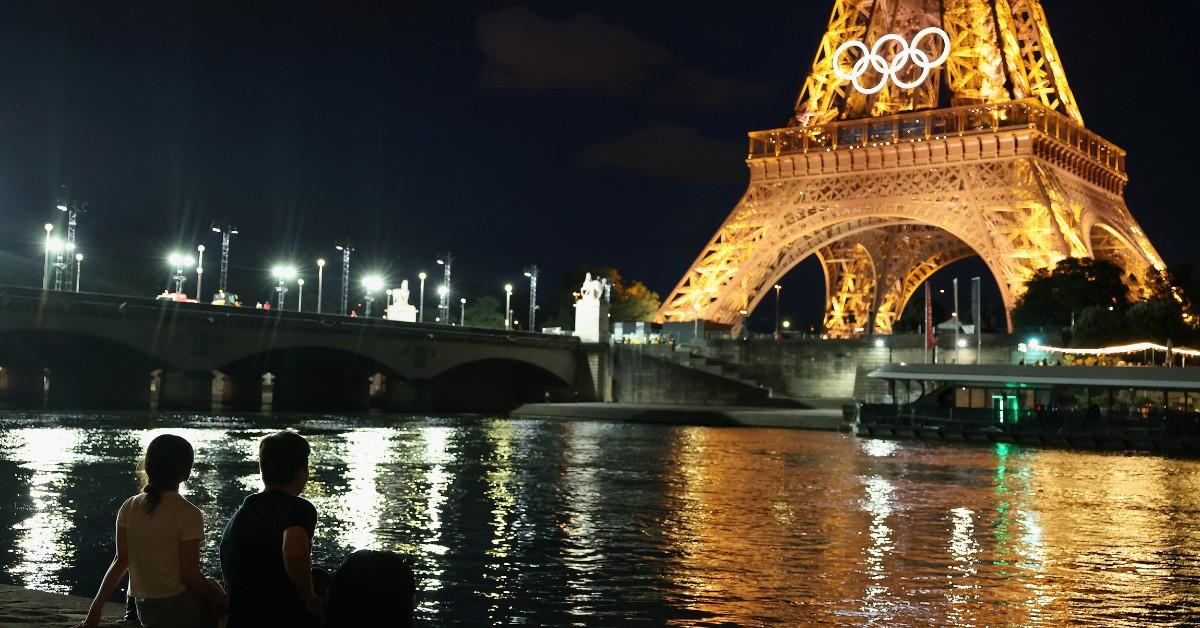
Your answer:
[747,99,1125,176]
[0,285,581,350]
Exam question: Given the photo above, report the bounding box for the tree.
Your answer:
[1072,305,1131,347]
[1012,258,1129,332]
[541,265,661,327]
[463,295,505,329]
[1126,299,1190,344]
[610,280,660,321]
[893,293,948,333]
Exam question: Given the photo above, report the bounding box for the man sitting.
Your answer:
[220,431,323,627]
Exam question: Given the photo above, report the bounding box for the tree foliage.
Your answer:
[1011,258,1129,333]
[542,266,661,327]
[463,295,505,329]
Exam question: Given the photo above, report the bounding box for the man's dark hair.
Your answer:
[259,431,311,487]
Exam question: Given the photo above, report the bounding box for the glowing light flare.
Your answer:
[1018,340,1200,357]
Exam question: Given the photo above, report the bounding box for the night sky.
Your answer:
[1,1,1197,329]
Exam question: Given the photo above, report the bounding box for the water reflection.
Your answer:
[1,415,1200,626]
[10,428,82,593]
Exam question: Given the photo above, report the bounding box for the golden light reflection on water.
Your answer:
[3,418,1200,626]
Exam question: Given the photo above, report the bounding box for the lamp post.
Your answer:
[45,238,66,291]
[210,219,237,293]
[418,272,427,322]
[362,275,384,318]
[168,253,194,296]
[272,265,296,310]
[504,284,513,330]
[335,239,354,315]
[297,278,305,312]
[437,285,449,323]
[74,253,83,292]
[523,265,539,332]
[773,284,782,340]
[42,224,53,290]
[460,297,466,327]
[196,245,206,303]
[316,259,326,313]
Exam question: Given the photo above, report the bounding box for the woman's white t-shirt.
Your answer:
[116,491,204,599]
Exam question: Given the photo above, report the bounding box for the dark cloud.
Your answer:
[578,122,745,183]
[476,7,769,109]
[654,67,773,110]
[476,7,672,96]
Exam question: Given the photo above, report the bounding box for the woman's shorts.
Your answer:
[135,588,216,628]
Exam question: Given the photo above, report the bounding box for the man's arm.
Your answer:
[282,526,323,618]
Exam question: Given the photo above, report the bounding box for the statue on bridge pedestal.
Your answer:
[574,273,610,343]
[386,280,418,323]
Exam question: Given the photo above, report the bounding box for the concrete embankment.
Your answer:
[511,402,844,430]
[0,584,126,627]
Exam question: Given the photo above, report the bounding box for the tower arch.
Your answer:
[657,1,1163,336]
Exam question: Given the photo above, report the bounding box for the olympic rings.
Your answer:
[833,27,951,95]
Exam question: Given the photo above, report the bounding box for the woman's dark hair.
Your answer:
[138,434,195,513]
[259,431,311,487]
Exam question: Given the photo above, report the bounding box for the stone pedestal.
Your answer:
[386,303,418,323]
[573,299,610,344]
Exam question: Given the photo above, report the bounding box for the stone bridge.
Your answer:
[0,287,603,412]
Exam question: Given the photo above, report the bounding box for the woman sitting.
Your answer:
[76,433,226,628]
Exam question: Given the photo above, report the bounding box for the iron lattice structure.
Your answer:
[657,0,1164,336]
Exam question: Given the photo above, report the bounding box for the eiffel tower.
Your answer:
[656,0,1165,337]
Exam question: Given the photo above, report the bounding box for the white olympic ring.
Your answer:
[833,27,951,95]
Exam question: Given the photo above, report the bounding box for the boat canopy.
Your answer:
[868,364,1200,391]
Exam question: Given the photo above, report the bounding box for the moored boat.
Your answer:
[854,364,1200,455]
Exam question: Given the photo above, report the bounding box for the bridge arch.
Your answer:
[429,358,574,413]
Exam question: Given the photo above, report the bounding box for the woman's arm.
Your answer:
[77,525,130,628]
[179,539,226,611]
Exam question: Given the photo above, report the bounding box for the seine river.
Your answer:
[2,413,1199,626]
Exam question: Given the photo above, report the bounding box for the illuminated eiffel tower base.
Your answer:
[656,0,1164,336]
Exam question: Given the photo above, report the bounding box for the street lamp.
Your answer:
[41,224,53,290]
[460,297,467,327]
[417,272,427,322]
[196,245,206,303]
[362,274,384,317]
[773,284,782,340]
[168,253,194,296]
[272,265,296,310]
[297,278,305,312]
[504,284,513,330]
[74,253,83,292]
[316,259,326,313]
